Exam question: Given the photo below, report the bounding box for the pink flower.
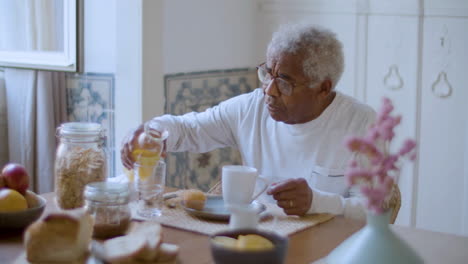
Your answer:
[381,155,399,173]
[345,137,362,152]
[349,160,358,168]
[365,127,380,143]
[345,168,373,185]
[345,137,382,159]
[399,139,416,156]
[377,98,394,123]
[344,97,417,214]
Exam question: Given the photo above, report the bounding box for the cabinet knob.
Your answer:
[431,71,453,98]
[383,65,404,91]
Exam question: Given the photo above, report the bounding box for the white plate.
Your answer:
[182,196,266,221]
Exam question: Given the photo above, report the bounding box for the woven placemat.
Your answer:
[131,202,334,236]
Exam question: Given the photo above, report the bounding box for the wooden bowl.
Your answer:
[0,190,46,229]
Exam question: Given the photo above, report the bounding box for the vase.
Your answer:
[326,211,423,264]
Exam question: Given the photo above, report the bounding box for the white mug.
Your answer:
[227,204,259,230]
[222,165,268,207]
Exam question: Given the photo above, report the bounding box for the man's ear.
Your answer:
[319,79,332,96]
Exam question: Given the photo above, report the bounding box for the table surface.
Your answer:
[1,192,468,264]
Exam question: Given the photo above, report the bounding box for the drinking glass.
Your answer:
[134,160,166,218]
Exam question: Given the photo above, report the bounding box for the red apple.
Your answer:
[0,175,4,189]
[2,163,29,194]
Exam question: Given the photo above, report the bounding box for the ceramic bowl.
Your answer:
[0,190,46,229]
[210,229,288,264]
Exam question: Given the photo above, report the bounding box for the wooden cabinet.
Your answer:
[365,14,420,227]
[417,16,468,234]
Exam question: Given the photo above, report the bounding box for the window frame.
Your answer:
[0,0,82,72]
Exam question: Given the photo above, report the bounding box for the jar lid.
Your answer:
[84,182,130,204]
[57,122,104,138]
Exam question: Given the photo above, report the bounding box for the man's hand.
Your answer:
[121,123,169,170]
[266,178,313,216]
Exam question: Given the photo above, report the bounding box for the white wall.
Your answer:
[112,0,258,175]
[83,0,116,73]
[163,0,258,74]
[114,0,143,176]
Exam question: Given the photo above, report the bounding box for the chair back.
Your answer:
[388,184,401,224]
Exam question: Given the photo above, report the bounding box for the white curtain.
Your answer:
[0,71,8,167]
[0,0,63,51]
[1,0,67,193]
[4,70,66,193]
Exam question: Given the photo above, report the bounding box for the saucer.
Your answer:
[182,196,266,221]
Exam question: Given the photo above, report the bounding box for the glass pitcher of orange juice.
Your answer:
[125,122,169,181]
[133,122,168,175]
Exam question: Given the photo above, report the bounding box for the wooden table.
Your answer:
[1,193,468,264]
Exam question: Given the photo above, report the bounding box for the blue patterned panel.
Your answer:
[65,73,115,178]
[165,69,259,191]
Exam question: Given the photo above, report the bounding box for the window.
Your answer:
[0,0,82,72]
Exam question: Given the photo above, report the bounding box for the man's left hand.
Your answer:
[266,178,313,216]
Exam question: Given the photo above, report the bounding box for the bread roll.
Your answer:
[98,222,164,263]
[182,189,207,210]
[24,208,93,263]
[156,243,179,262]
[134,222,163,261]
[101,235,148,263]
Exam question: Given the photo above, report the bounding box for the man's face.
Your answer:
[263,52,331,124]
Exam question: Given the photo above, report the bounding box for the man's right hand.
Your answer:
[120,124,145,170]
[120,122,168,170]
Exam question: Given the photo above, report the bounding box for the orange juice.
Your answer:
[132,149,160,180]
[125,122,168,182]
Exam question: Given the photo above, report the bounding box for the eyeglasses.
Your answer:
[256,62,301,96]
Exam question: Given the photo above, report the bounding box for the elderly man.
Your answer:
[121,24,375,219]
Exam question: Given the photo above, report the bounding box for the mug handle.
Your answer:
[251,176,268,202]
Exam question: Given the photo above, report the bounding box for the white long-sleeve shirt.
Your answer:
[154,88,376,219]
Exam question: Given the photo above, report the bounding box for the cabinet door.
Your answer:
[365,15,419,226]
[418,17,468,235]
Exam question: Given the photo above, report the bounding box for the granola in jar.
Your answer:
[54,122,107,209]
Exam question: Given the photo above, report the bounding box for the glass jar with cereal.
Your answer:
[54,122,107,209]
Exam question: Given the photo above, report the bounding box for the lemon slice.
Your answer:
[212,236,238,249]
[236,234,274,251]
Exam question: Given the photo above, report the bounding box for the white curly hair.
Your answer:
[267,23,344,89]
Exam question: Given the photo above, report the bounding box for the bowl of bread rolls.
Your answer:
[210,229,288,264]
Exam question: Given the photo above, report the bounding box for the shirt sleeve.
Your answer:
[149,92,251,153]
[307,185,366,220]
